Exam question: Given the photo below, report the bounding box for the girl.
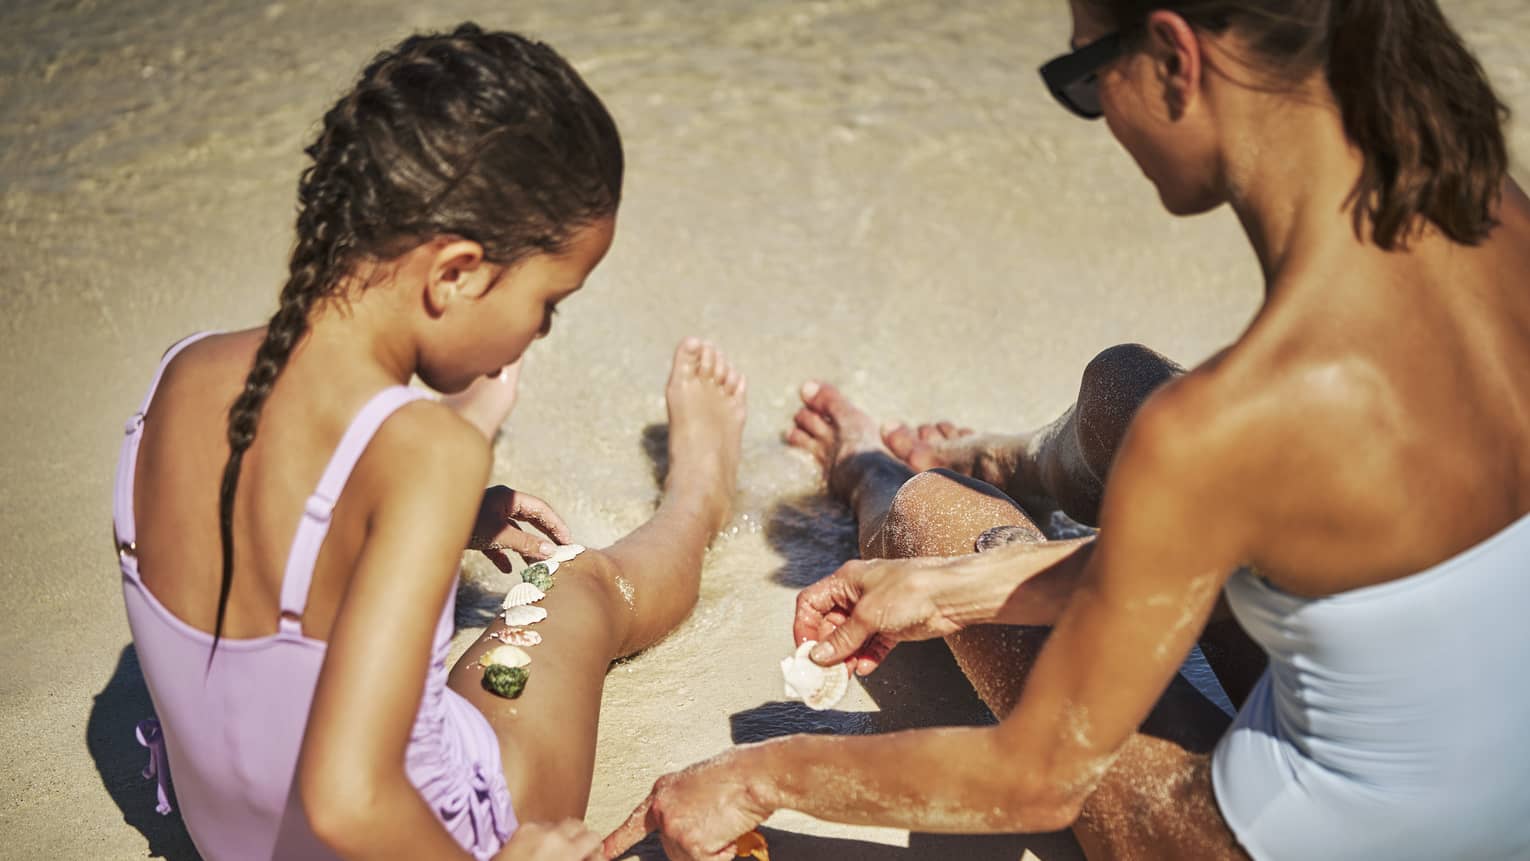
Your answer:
[608,1,1530,859]
[114,24,747,860]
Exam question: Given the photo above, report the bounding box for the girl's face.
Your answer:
[421,215,616,393]
[1066,1,1225,216]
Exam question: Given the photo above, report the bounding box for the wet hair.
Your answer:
[1086,0,1509,249]
[213,23,623,652]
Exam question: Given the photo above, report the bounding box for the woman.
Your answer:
[605,1,1530,859]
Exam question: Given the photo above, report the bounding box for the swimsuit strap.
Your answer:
[277,386,431,637]
[114,331,220,564]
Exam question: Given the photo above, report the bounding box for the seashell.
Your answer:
[502,605,548,627]
[520,560,559,592]
[497,627,542,647]
[482,664,528,699]
[780,640,851,711]
[483,644,531,669]
[735,830,770,860]
[549,543,586,564]
[501,582,546,608]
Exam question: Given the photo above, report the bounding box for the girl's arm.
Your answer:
[610,379,1253,857]
[297,404,491,860]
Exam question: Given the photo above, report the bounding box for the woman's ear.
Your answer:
[423,239,492,317]
[1145,10,1202,120]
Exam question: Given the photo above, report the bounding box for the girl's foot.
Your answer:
[442,360,522,440]
[664,338,748,532]
[787,381,900,502]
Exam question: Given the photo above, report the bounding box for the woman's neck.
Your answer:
[1217,82,1369,291]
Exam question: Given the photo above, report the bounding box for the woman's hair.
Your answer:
[1085,0,1509,250]
[213,23,623,651]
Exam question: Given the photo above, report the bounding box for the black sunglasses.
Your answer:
[1038,32,1124,120]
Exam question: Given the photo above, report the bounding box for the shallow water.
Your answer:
[1,0,1527,858]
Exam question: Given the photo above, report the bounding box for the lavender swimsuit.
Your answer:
[116,333,517,860]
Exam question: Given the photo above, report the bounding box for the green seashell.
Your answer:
[521,561,557,592]
[482,664,529,699]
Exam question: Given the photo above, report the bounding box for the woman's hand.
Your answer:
[494,819,603,861]
[793,557,966,676]
[469,485,574,572]
[603,750,771,861]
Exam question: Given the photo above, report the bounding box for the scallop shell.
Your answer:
[549,543,586,564]
[502,605,548,627]
[780,640,851,711]
[483,644,531,669]
[495,627,543,647]
[501,582,546,608]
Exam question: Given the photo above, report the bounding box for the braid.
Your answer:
[210,22,623,656]
[211,134,360,653]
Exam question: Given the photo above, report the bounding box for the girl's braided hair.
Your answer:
[214,23,623,652]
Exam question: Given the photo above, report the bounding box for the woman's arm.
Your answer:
[610,379,1253,858]
[298,404,491,860]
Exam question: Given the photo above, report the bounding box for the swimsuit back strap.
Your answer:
[114,331,221,557]
[277,386,431,637]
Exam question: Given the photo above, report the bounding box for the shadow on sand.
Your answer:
[88,645,201,860]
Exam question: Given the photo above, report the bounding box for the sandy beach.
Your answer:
[1,0,1526,858]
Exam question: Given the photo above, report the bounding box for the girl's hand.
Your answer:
[469,485,574,572]
[793,557,964,676]
[603,751,770,861]
[494,819,603,861]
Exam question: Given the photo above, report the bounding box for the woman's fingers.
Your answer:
[811,602,878,665]
[793,573,863,645]
[603,795,654,859]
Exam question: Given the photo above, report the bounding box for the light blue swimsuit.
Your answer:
[1212,513,1530,860]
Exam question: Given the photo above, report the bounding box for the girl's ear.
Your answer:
[423,239,492,317]
[1144,10,1202,120]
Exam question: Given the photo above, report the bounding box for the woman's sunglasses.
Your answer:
[1038,33,1123,120]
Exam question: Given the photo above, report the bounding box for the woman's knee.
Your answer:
[881,469,1033,558]
[1076,344,1183,471]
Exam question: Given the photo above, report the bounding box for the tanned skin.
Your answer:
[605,6,1530,860]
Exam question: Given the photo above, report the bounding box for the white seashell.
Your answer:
[501,582,546,608]
[502,605,548,627]
[497,627,543,647]
[780,640,851,711]
[483,644,531,669]
[548,544,586,564]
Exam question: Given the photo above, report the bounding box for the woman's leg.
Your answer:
[790,382,1247,860]
[880,344,1267,708]
[446,339,746,822]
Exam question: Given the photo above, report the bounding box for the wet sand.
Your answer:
[2,0,1526,858]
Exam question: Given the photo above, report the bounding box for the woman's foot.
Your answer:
[787,381,906,502]
[881,420,979,472]
[664,338,748,532]
[881,421,1033,493]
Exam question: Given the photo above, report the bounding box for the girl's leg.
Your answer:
[446,339,747,822]
[789,383,1247,860]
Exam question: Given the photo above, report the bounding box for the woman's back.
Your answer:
[1192,178,1530,600]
